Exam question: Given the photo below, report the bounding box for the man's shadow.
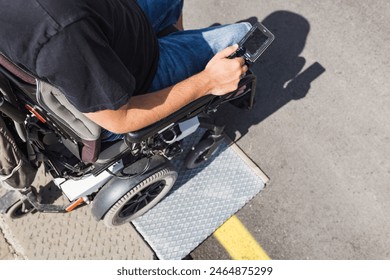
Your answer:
[217,11,326,140]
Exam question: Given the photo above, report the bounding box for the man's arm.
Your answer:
[85,45,248,134]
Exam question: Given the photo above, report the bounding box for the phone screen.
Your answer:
[243,28,269,55]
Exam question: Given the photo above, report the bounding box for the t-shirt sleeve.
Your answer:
[35,18,136,113]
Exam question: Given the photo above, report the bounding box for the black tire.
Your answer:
[5,199,33,219]
[103,167,177,227]
[185,138,218,169]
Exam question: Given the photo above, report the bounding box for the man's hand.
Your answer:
[203,45,248,96]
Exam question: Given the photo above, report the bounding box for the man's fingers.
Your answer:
[242,65,249,75]
[214,44,239,59]
[236,85,247,96]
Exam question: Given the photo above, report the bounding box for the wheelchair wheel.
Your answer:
[6,199,33,219]
[185,138,220,169]
[103,167,177,227]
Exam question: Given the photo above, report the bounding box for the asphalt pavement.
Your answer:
[1,0,390,260]
[188,0,390,259]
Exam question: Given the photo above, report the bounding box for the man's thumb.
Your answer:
[215,44,239,59]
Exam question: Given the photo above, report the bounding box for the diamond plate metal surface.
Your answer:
[133,130,266,260]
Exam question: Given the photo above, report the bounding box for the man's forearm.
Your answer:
[85,71,213,134]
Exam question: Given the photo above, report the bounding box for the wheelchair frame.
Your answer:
[0,51,256,227]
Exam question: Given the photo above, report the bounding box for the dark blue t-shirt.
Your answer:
[0,0,159,113]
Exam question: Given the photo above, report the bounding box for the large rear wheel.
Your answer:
[103,167,177,227]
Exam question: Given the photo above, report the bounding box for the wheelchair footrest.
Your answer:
[25,192,67,213]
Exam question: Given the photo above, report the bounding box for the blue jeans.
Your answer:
[102,0,251,141]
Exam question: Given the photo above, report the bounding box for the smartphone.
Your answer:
[228,22,275,64]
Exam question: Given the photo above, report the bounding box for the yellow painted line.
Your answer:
[214,215,271,260]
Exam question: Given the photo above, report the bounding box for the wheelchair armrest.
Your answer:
[126,95,214,143]
[213,72,257,108]
[126,72,257,143]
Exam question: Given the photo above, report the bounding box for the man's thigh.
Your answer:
[136,0,183,33]
[149,22,251,92]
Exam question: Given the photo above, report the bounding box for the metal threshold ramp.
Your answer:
[132,130,269,260]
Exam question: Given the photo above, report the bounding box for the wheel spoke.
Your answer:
[121,202,138,217]
[148,181,164,193]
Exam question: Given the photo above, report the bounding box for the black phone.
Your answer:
[228,22,275,64]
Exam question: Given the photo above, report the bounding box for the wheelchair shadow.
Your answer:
[217,11,326,140]
[38,181,64,204]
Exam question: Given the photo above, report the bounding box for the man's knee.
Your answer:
[202,22,252,54]
[228,22,252,44]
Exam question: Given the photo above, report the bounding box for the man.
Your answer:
[0,0,250,138]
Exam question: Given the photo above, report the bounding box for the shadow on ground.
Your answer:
[219,11,326,140]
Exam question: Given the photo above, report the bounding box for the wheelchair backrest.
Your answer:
[0,53,101,162]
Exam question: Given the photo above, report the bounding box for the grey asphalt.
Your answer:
[1,0,389,260]
[187,0,390,259]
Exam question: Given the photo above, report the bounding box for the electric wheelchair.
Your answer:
[0,48,256,227]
